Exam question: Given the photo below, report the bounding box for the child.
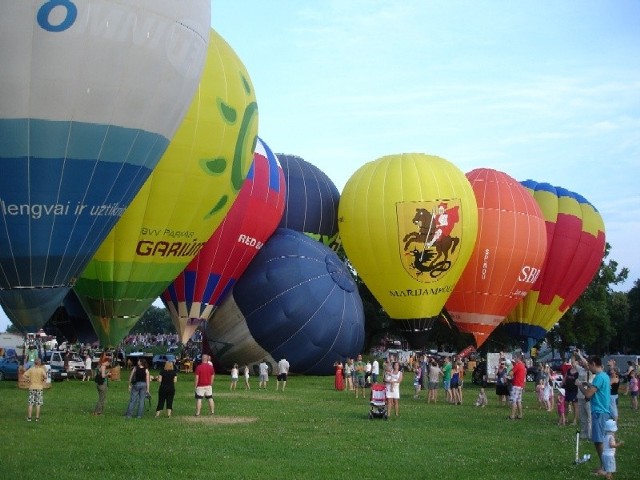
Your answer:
[602,419,624,480]
[629,370,638,410]
[557,389,566,426]
[535,379,546,409]
[543,377,553,412]
[413,362,422,399]
[474,388,487,407]
[243,365,250,390]
[230,363,239,391]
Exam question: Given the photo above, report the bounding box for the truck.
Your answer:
[0,333,26,358]
[472,352,514,385]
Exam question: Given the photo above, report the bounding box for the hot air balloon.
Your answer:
[0,0,211,331]
[205,228,365,375]
[502,181,606,344]
[161,137,286,344]
[444,169,547,347]
[338,154,478,345]
[276,154,341,248]
[73,28,258,347]
[45,290,97,345]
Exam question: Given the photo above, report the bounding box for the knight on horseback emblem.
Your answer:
[397,200,462,281]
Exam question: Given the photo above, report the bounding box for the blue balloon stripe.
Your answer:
[0,158,154,288]
[0,118,168,168]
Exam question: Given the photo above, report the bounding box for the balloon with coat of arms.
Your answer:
[338,153,478,345]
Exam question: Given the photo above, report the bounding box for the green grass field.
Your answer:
[1,374,637,480]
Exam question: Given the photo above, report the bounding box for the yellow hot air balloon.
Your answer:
[338,154,478,343]
[74,29,258,347]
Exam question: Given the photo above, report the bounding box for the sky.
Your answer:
[210,0,639,281]
[1,1,638,332]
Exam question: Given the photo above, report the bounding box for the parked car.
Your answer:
[48,364,68,382]
[0,356,21,380]
[44,350,86,378]
[152,354,177,370]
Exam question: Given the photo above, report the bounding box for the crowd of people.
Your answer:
[17,343,636,480]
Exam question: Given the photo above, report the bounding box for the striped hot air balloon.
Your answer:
[73,28,258,347]
[0,0,210,331]
[161,137,286,344]
[502,181,606,344]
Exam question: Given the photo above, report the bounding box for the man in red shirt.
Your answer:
[508,352,527,420]
[194,354,215,416]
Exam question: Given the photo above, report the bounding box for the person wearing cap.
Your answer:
[602,419,624,480]
[576,355,611,476]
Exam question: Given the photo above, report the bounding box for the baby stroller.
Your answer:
[369,383,388,420]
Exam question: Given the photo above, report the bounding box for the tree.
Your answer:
[129,306,175,335]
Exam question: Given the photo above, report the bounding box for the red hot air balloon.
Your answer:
[161,137,285,343]
[445,169,547,347]
[503,181,606,344]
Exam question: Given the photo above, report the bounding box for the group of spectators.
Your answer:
[121,333,181,349]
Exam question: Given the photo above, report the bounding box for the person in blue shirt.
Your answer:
[576,354,611,477]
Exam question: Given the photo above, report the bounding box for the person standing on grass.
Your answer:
[450,360,460,404]
[23,357,47,422]
[230,363,239,391]
[259,359,269,389]
[353,354,366,398]
[155,361,177,418]
[243,365,251,390]
[125,358,150,419]
[93,357,111,416]
[371,358,380,384]
[609,368,620,422]
[276,358,290,391]
[385,361,403,417]
[576,358,593,440]
[412,361,422,399]
[83,354,92,381]
[194,354,215,416]
[508,352,526,420]
[427,360,442,404]
[602,419,624,480]
[344,358,353,391]
[576,354,611,477]
[562,357,580,425]
[442,356,452,403]
[628,370,638,410]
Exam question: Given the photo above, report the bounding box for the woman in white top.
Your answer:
[385,362,403,417]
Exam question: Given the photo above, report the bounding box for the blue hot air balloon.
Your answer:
[276,154,341,248]
[205,228,364,375]
[0,0,211,331]
[45,290,97,345]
